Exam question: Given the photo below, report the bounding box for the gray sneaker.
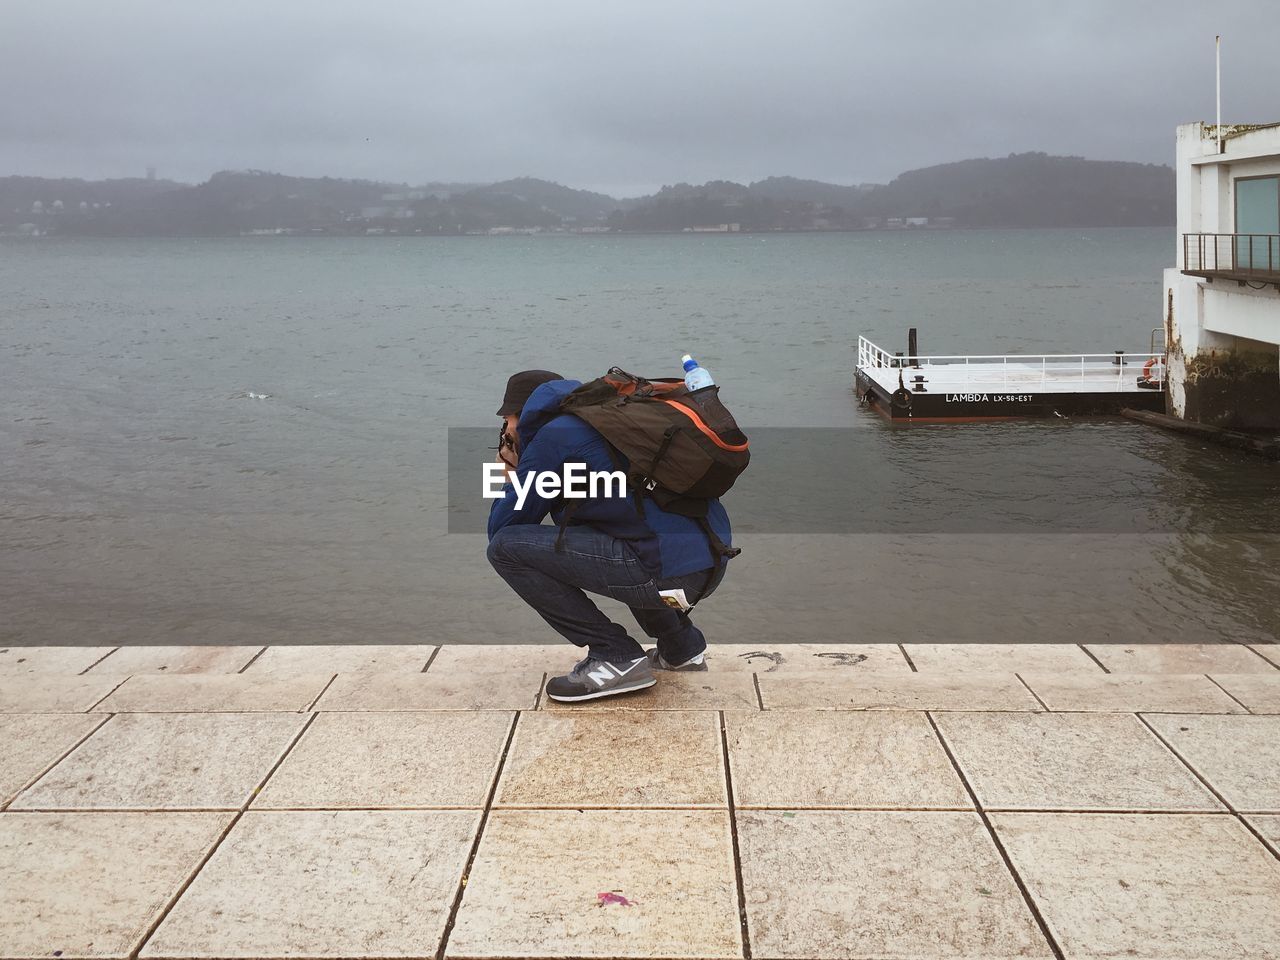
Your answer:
[545,655,657,702]
[645,648,709,672]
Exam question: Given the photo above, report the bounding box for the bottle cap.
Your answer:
[681,354,697,371]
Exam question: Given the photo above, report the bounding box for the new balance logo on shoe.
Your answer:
[587,659,645,686]
[547,656,656,702]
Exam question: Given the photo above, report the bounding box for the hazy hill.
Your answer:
[1,155,1176,235]
[461,178,617,222]
[137,171,394,234]
[609,180,757,232]
[615,155,1173,230]
[0,175,186,222]
[2,170,397,235]
[418,181,486,198]
[863,153,1173,227]
[1,172,617,235]
[748,176,874,208]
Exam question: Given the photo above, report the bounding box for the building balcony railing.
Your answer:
[1183,233,1280,288]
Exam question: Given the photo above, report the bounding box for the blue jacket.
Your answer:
[487,379,733,579]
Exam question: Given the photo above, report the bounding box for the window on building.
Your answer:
[1234,175,1280,271]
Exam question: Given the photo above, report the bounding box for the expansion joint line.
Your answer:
[436,710,521,960]
[1014,673,1051,712]
[78,647,123,675]
[533,672,547,711]
[131,711,320,959]
[924,711,1067,960]
[85,676,133,713]
[303,674,339,712]
[719,709,753,959]
[1135,713,1280,866]
[1,713,112,812]
[236,645,269,674]
[1076,645,1109,673]
[1203,674,1253,713]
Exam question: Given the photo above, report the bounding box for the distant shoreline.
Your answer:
[1,155,1175,239]
[1,223,1174,241]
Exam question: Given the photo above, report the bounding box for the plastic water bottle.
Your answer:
[682,354,715,391]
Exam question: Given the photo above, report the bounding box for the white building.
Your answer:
[1165,121,1280,430]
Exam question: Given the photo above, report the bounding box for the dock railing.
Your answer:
[857,336,1166,389]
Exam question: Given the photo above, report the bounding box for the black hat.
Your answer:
[496,369,563,417]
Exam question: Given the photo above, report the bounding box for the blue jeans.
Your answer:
[487,524,725,664]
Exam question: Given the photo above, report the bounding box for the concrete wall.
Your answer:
[1167,122,1280,430]
[1174,122,1280,244]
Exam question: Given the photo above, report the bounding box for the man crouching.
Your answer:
[486,369,732,703]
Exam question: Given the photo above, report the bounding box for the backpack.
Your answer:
[558,367,748,563]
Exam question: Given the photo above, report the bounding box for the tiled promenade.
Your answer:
[2,641,1280,960]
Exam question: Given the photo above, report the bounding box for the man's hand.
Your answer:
[497,429,519,482]
[497,447,517,480]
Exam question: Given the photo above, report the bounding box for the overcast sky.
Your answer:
[2,0,1276,197]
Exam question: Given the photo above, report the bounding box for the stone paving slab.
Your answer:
[1018,672,1246,714]
[726,711,971,809]
[447,808,742,959]
[0,645,115,675]
[1247,815,1280,857]
[256,711,513,809]
[992,812,1280,960]
[706,643,911,673]
[317,669,543,711]
[12,713,307,810]
[905,643,1103,675]
[8,643,1280,960]
[86,645,262,675]
[933,712,1221,812]
[0,811,231,960]
[737,810,1052,960]
[92,673,333,713]
[1085,642,1278,674]
[757,672,1042,711]
[541,670,760,711]
[1144,714,1280,812]
[243,642,438,677]
[0,674,123,713]
[503,710,724,807]
[1251,644,1280,668]
[496,710,725,808]
[1209,672,1280,713]
[0,714,107,806]
[142,809,479,960]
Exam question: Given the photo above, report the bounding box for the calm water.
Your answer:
[2,229,1277,645]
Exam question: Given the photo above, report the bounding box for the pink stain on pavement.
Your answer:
[597,891,636,907]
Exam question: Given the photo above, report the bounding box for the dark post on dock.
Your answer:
[908,327,918,367]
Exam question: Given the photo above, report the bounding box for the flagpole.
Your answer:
[1216,35,1222,153]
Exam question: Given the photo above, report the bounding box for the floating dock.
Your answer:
[855,336,1167,422]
